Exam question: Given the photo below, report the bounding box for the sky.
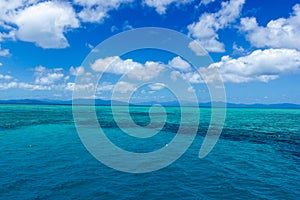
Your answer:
[0,0,300,104]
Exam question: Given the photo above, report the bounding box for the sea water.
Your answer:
[0,104,299,199]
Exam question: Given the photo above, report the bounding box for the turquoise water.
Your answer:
[1,105,299,199]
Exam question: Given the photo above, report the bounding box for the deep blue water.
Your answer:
[0,104,299,199]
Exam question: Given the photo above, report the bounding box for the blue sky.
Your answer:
[0,0,300,104]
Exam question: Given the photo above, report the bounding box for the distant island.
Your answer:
[0,99,300,109]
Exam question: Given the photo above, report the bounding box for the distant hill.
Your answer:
[226,103,300,109]
[0,99,300,108]
[0,99,124,106]
[0,99,51,105]
[198,102,300,109]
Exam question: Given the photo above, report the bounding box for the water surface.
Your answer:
[1,105,299,199]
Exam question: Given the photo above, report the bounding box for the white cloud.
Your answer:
[200,0,216,5]
[0,66,86,92]
[65,82,75,91]
[127,61,165,81]
[0,46,11,57]
[203,49,300,83]
[91,56,141,74]
[0,31,15,42]
[114,81,136,94]
[169,48,300,84]
[111,25,118,33]
[80,72,95,83]
[14,1,79,48]
[170,70,203,84]
[18,82,51,90]
[86,43,94,50]
[187,86,195,93]
[0,74,13,80]
[168,56,191,72]
[91,56,165,81]
[34,65,46,72]
[182,72,203,83]
[170,71,180,81]
[0,62,2,66]
[34,66,65,85]
[0,80,52,91]
[76,7,106,23]
[90,56,116,72]
[0,0,35,23]
[148,83,166,91]
[70,66,85,76]
[0,65,69,91]
[143,0,194,14]
[240,4,300,50]
[73,0,132,8]
[74,0,133,23]
[0,81,18,90]
[188,0,245,52]
[232,43,246,55]
[169,67,204,84]
[0,1,79,48]
[188,40,207,56]
[97,82,115,92]
[35,73,64,85]
[122,20,133,31]
[65,82,95,92]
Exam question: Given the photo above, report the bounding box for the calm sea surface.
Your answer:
[1,104,299,199]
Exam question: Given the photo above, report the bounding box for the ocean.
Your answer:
[1,104,299,199]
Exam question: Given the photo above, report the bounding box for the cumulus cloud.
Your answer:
[0,1,79,48]
[200,0,216,5]
[168,56,192,72]
[188,0,245,52]
[169,49,300,84]
[202,49,300,83]
[148,83,166,91]
[76,7,106,23]
[91,56,165,81]
[170,69,203,84]
[65,82,95,92]
[240,4,300,50]
[127,61,165,81]
[122,20,134,31]
[0,0,32,23]
[34,66,65,85]
[97,82,115,92]
[182,72,203,83]
[74,0,133,23]
[70,66,85,76]
[35,73,64,85]
[0,65,90,92]
[13,1,79,48]
[114,81,136,94]
[187,86,195,93]
[0,46,11,57]
[3,48,300,95]
[0,81,52,91]
[0,65,67,91]
[143,0,194,14]
[0,0,136,46]
[18,82,51,90]
[0,74,13,80]
[91,56,140,74]
[188,40,207,56]
[232,43,246,55]
[64,82,75,91]
[0,81,18,90]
